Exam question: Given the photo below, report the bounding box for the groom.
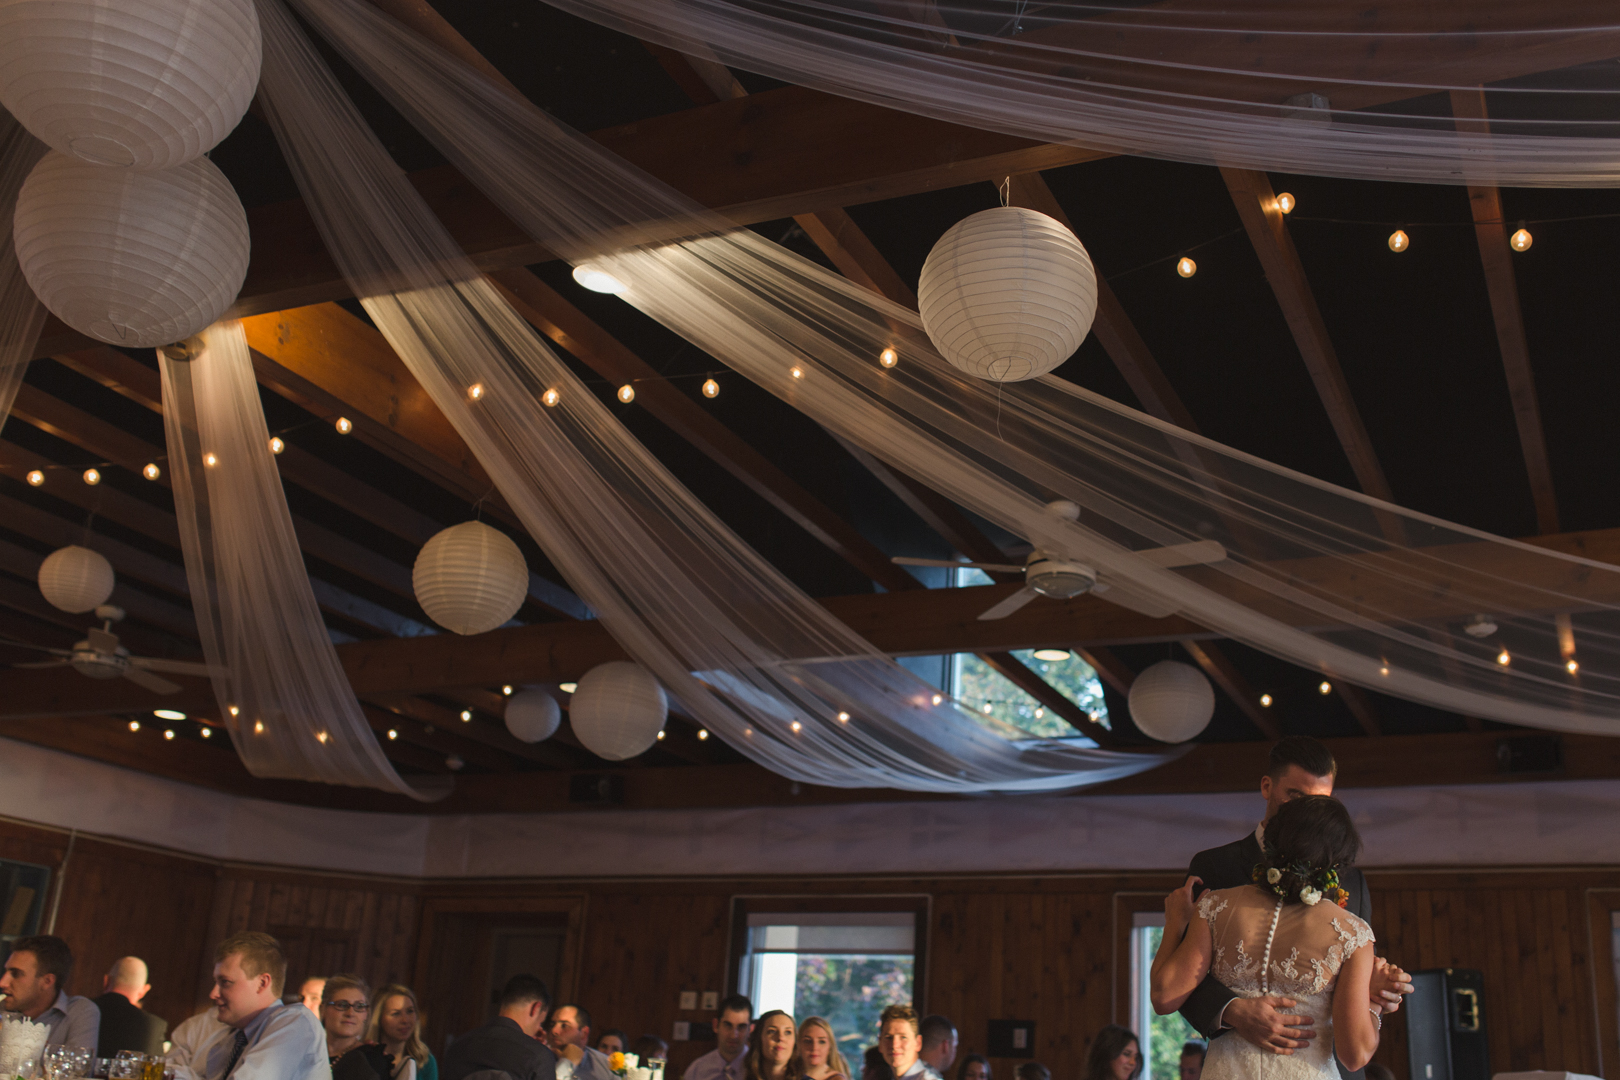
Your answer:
[1181,736,1412,1080]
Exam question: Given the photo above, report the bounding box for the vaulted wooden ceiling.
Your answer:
[4,0,1620,811]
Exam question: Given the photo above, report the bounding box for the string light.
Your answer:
[559,682,578,693]
[1497,648,1511,666]
[1176,257,1197,278]
[790,365,805,379]
[1260,694,1273,707]
[467,383,485,401]
[460,709,472,722]
[1387,229,1409,252]
[387,729,398,740]
[254,720,264,733]
[656,729,666,740]
[268,437,284,454]
[142,463,161,481]
[1380,665,1390,676]
[697,729,709,740]
[334,416,353,434]
[790,721,802,733]
[128,720,140,732]
[1033,707,1045,720]
[203,453,218,467]
[1566,658,1579,674]
[981,702,993,714]
[26,470,43,486]
[163,729,175,740]
[931,693,944,706]
[1318,681,1332,695]
[1276,192,1296,214]
[228,705,240,717]
[502,685,514,695]
[617,384,636,404]
[1511,227,1533,252]
[316,731,329,744]
[837,711,850,723]
[702,378,720,398]
[199,726,212,738]
[82,468,100,485]
[879,347,899,368]
[543,389,561,407]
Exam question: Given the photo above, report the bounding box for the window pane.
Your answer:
[1136,926,1199,1080]
[796,955,915,1049]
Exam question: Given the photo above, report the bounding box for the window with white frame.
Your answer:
[1131,912,1200,1080]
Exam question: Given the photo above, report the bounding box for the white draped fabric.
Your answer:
[0,108,47,434]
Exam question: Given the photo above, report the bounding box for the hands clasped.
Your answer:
[1225,996,1316,1056]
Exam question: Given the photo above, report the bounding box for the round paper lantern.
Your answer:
[413,521,529,636]
[0,0,261,170]
[38,545,114,613]
[1128,660,1215,743]
[505,689,561,744]
[917,206,1097,382]
[14,151,250,348]
[569,661,667,761]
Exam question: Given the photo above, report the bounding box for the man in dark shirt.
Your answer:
[441,975,557,1080]
[94,957,167,1058]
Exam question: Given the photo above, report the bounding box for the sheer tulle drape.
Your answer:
[160,322,448,799]
[253,0,1176,792]
[0,109,47,433]
[536,0,1620,187]
[289,0,1620,735]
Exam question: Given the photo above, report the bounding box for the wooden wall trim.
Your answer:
[1588,889,1620,1079]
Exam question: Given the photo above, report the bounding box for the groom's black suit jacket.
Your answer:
[1180,829,1373,1080]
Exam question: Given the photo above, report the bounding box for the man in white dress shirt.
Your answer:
[0,935,100,1052]
[193,931,329,1080]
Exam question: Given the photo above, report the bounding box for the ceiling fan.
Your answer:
[4,605,214,694]
[891,504,1227,621]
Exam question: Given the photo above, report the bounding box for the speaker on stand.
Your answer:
[1406,969,1489,1080]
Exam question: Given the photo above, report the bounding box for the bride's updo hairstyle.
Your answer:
[1257,795,1362,906]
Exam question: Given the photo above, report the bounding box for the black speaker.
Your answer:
[1406,968,1489,1080]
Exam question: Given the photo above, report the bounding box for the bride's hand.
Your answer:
[1164,875,1201,929]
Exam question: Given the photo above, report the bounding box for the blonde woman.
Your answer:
[366,983,438,1080]
[795,1017,849,1080]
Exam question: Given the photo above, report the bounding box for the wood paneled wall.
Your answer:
[3,814,1618,1080]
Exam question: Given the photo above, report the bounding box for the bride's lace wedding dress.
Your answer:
[1196,884,1375,1080]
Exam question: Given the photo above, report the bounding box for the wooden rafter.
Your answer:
[1180,640,1281,740]
[976,650,1117,745]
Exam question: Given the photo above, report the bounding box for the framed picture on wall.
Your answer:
[0,858,52,952]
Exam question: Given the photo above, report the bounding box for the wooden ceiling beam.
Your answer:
[0,535,194,641]
[1180,639,1282,739]
[976,650,1117,744]
[1450,88,1561,536]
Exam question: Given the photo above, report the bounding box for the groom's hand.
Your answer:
[1224,997,1315,1055]
[1370,957,1415,1014]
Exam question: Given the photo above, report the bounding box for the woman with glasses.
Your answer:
[322,974,391,1080]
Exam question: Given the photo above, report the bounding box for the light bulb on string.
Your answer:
[697,729,709,740]
[1388,229,1410,252]
[228,705,240,717]
[268,437,284,455]
[502,685,514,695]
[142,463,161,481]
[790,365,805,380]
[387,729,398,740]
[467,383,485,401]
[702,378,719,398]
[1176,256,1197,278]
[459,709,472,722]
[1318,681,1332,695]
[1511,227,1533,252]
[1033,707,1045,720]
[542,389,560,407]
[334,416,353,434]
[128,720,140,732]
[1566,657,1579,674]
[203,453,218,468]
[1260,694,1273,707]
[1276,192,1295,214]
[163,729,175,741]
[199,726,212,738]
[26,470,43,486]
[656,729,666,740]
[790,721,802,733]
[617,384,636,404]
[981,702,993,714]
[879,347,898,368]
[83,468,100,485]
[931,694,943,706]
[1497,648,1511,666]
[837,711,850,723]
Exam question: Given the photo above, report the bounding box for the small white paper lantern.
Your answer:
[1128,660,1215,743]
[917,206,1097,382]
[505,689,561,744]
[569,661,667,761]
[14,151,250,348]
[38,545,114,613]
[412,521,529,635]
[0,0,261,170]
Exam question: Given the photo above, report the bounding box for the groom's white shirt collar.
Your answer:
[1255,820,1265,847]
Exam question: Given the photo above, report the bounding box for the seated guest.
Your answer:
[165,1007,231,1080]
[956,1057,989,1080]
[1012,1067,1049,1080]
[94,956,167,1057]
[861,1047,891,1080]
[322,973,391,1080]
[368,983,438,1080]
[918,1018,956,1078]
[631,1036,668,1064]
[745,1011,795,1080]
[876,1006,937,1080]
[1178,1041,1206,1080]
[1082,1027,1141,1080]
[440,974,557,1080]
[301,977,328,1014]
[683,995,753,1080]
[796,1017,849,1080]
[549,1005,613,1080]
[205,930,328,1080]
[596,1032,627,1058]
[0,935,99,1051]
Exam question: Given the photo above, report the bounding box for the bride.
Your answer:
[1151,795,1381,1079]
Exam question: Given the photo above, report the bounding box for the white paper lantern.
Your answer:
[0,0,261,170]
[917,206,1097,382]
[37,544,114,613]
[569,661,667,761]
[505,689,561,744]
[1128,660,1215,743]
[14,151,250,348]
[412,521,529,636]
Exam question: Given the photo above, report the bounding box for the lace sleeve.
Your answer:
[1332,912,1375,955]
[1196,891,1228,926]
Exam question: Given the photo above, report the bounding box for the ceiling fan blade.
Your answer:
[122,667,182,694]
[891,557,1025,573]
[1093,581,1179,619]
[977,586,1040,621]
[1136,540,1227,568]
[12,659,71,669]
[86,626,121,653]
[0,638,73,657]
[131,657,219,678]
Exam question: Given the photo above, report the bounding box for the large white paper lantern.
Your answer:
[412,521,529,636]
[917,206,1097,382]
[505,689,561,744]
[0,0,261,170]
[1128,660,1215,743]
[38,545,114,613]
[14,151,249,348]
[569,661,667,761]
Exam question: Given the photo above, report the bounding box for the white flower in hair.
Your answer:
[1300,887,1322,906]
[1266,867,1281,884]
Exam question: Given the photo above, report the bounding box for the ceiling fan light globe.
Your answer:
[1025,559,1096,599]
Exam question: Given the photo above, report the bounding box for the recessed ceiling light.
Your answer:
[559,682,578,693]
[154,709,186,721]
[1032,648,1072,663]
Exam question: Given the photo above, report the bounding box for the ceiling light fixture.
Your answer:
[1464,614,1499,639]
[559,681,578,693]
[154,709,186,721]
[1031,647,1072,662]
[572,265,627,294]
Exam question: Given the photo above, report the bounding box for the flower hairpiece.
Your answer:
[1252,860,1350,907]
